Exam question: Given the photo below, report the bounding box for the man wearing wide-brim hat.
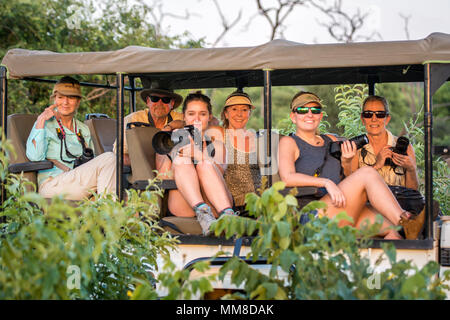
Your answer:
[114,79,184,166]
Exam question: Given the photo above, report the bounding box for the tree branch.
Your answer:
[212,0,242,47]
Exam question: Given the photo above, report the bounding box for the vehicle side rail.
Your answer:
[8,160,53,173]
[175,234,434,250]
[131,179,177,191]
[183,256,268,271]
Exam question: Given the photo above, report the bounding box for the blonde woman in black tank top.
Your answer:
[278,91,425,240]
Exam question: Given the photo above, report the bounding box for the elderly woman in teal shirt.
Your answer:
[26,76,116,200]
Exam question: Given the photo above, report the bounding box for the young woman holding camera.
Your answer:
[155,91,236,236]
[278,91,425,240]
[26,76,116,200]
[342,95,419,190]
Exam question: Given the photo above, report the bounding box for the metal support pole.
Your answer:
[263,69,272,187]
[0,66,7,208]
[116,73,125,201]
[1,66,7,138]
[423,64,433,240]
[368,81,375,96]
[129,76,136,114]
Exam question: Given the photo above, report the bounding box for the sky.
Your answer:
[155,0,450,47]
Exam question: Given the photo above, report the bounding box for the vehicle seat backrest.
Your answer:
[7,114,39,187]
[126,126,160,183]
[257,130,281,184]
[85,118,116,156]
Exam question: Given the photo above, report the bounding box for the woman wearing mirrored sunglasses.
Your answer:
[278,91,425,240]
[342,95,419,190]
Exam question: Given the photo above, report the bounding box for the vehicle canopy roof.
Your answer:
[2,33,450,88]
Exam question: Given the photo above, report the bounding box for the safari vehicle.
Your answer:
[1,33,450,296]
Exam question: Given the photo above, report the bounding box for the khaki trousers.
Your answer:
[39,152,116,200]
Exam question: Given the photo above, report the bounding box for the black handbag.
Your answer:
[388,185,425,215]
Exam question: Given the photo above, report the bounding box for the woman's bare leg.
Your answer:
[168,190,195,217]
[172,161,204,208]
[321,166,404,227]
[355,205,402,239]
[196,160,233,217]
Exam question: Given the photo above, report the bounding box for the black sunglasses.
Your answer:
[361,110,389,119]
[149,95,172,104]
[293,106,322,114]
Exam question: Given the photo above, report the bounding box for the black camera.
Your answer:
[152,125,205,155]
[329,134,369,159]
[384,136,409,166]
[73,147,94,168]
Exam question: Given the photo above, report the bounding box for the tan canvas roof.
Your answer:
[2,33,450,79]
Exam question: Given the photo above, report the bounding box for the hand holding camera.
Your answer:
[153,124,215,162]
[388,136,415,171]
[329,134,369,160]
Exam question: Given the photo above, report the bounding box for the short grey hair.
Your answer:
[362,95,390,114]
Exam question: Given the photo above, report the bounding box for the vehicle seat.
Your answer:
[126,126,160,183]
[125,126,204,235]
[7,114,40,189]
[84,118,116,156]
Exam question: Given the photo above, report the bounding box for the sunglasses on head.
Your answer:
[361,110,389,119]
[149,95,172,104]
[293,106,322,114]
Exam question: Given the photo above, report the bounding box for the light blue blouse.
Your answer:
[26,117,94,185]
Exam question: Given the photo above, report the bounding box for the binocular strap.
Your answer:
[47,158,71,172]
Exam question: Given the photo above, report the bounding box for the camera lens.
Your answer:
[329,134,368,159]
[393,136,409,155]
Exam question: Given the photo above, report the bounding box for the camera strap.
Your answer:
[48,159,71,172]
[313,140,329,177]
[54,118,88,165]
[313,136,344,180]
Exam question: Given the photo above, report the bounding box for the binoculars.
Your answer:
[73,147,94,168]
[329,134,369,159]
[152,125,214,156]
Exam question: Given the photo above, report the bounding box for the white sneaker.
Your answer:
[194,204,216,236]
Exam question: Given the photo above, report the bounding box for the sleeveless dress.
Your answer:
[223,131,261,208]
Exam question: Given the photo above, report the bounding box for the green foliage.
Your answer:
[334,84,367,138]
[154,257,216,300]
[403,109,450,214]
[0,134,180,299]
[0,0,203,118]
[0,133,220,300]
[212,182,450,300]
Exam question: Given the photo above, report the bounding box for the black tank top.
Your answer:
[291,134,341,185]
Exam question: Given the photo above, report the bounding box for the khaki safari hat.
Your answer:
[291,92,322,110]
[224,90,255,110]
[52,77,82,98]
[140,78,183,108]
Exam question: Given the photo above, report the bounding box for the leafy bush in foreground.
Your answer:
[0,135,178,299]
[212,181,450,300]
